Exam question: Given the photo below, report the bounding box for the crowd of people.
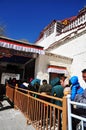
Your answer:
[6,68,86,129]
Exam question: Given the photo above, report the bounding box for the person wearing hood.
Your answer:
[70,76,84,101]
[51,76,65,106]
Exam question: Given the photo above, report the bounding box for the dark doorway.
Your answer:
[24,59,35,82]
[49,72,65,83]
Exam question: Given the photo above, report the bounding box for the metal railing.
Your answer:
[6,84,68,130]
[67,95,86,130]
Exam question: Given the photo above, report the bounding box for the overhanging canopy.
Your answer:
[0,37,44,55]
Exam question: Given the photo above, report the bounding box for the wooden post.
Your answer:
[62,96,68,130]
[14,84,18,109]
[27,91,31,125]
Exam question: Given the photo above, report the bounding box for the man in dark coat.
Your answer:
[72,69,86,130]
[38,79,52,95]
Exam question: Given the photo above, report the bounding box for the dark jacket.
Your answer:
[38,84,52,95]
[74,89,86,128]
[74,89,86,109]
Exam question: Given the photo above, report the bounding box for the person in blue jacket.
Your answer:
[70,76,84,101]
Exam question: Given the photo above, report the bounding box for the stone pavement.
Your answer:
[0,99,35,130]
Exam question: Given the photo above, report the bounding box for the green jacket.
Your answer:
[52,85,64,106]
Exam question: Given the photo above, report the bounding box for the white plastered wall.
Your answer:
[71,53,86,89]
[50,32,86,58]
[35,23,57,49]
[35,53,72,84]
[50,31,86,88]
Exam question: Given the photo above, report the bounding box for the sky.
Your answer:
[0,0,86,43]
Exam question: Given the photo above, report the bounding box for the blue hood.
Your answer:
[70,76,79,85]
[31,78,41,86]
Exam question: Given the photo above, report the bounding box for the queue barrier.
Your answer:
[6,84,67,130]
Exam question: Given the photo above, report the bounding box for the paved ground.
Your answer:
[0,99,35,130]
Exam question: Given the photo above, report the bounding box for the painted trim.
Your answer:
[0,39,45,55]
[48,65,68,74]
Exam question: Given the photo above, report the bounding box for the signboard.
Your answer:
[1,72,20,84]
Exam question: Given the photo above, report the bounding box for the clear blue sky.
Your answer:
[0,0,86,43]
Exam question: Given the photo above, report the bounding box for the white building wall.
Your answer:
[35,23,57,49]
[36,11,86,50]
[35,26,74,50]
[36,24,86,51]
[35,9,86,87]
[71,53,86,88]
[35,54,49,84]
[35,33,56,49]
[50,32,86,58]
[50,31,86,88]
[35,53,72,84]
